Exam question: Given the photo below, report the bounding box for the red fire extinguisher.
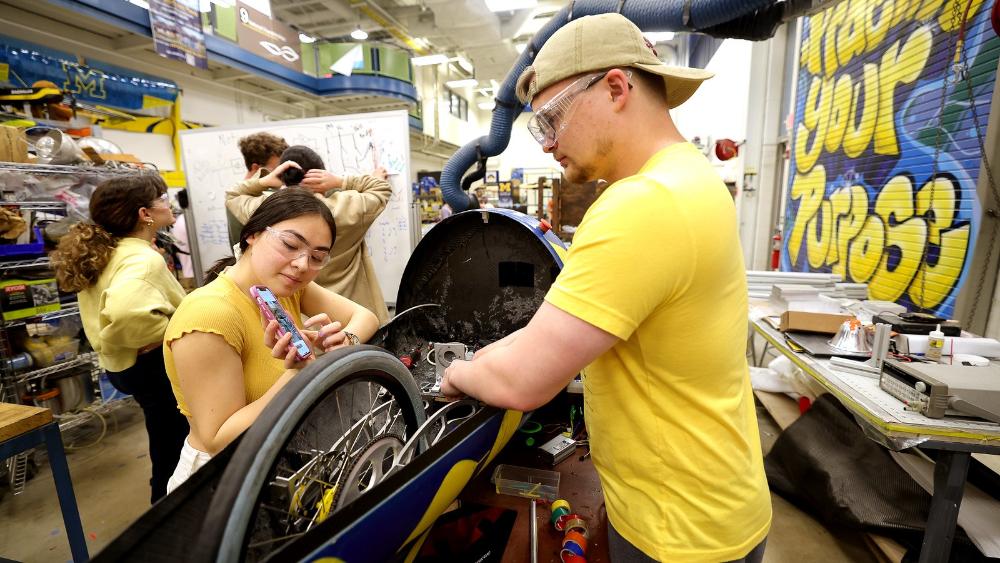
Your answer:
[771,231,782,270]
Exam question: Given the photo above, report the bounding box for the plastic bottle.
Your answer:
[926,324,945,362]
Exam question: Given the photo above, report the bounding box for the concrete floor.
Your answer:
[0,402,881,563]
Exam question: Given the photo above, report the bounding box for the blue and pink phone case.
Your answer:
[250,285,312,361]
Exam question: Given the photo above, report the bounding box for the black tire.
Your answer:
[193,346,425,563]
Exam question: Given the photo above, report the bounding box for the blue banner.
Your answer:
[0,35,178,110]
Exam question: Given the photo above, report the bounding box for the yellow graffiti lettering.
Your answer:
[915,0,946,22]
[824,75,854,153]
[864,0,894,53]
[868,176,928,301]
[908,177,970,307]
[940,0,987,32]
[795,77,833,173]
[823,1,850,77]
[874,26,932,155]
[788,166,827,264]
[843,63,880,157]
[801,10,827,75]
[836,1,868,67]
[808,200,834,268]
[848,215,885,282]
[829,185,870,277]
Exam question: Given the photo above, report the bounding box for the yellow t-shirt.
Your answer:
[163,273,304,417]
[545,142,771,561]
[78,237,186,372]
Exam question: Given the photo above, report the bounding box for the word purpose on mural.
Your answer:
[784,0,998,317]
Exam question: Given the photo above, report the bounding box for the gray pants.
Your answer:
[608,522,767,563]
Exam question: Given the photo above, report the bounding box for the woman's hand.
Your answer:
[259,160,301,189]
[303,313,356,352]
[264,320,314,369]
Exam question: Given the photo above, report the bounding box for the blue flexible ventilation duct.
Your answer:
[440,0,779,212]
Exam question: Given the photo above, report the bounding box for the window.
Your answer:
[445,89,468,121]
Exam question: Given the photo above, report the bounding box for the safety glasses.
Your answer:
[264,226,331,270]
[526,70,631,147]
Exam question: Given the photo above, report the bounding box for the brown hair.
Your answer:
[238,132,288,171]
[51,175,167,292]
[205,187,337,283]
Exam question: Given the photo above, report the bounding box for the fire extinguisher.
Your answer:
[771,231,782,270]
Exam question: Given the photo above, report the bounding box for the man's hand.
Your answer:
[300,169,343,193]
[440,360,470,400]
[371,167,388,180]
[259,161,301,189]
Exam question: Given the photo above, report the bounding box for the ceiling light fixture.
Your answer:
[643,31,675,42]
[351,26,369,41]
[485,0,537,12]
[446,78,479,88]
[298,33,316,44]
[478,101,495,110]
[411,54,449,66]
[514,43,527,54]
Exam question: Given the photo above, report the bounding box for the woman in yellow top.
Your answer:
[51,175,189,503]
[163,187,379,493]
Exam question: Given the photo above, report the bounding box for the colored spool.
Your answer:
[550,506,571,526]
[562,540,586,557]
[560,548,587,563]
[562,517,589,539]
[554,512,582,531]
[551,499,571,512]
[563,530,588,554]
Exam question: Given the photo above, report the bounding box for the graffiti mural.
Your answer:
[783,0,999,317]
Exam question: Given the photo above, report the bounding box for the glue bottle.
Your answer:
[926,324,945,362]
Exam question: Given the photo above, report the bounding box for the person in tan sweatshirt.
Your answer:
[225,145,391,324]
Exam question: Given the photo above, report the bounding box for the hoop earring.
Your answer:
[145,219,154,226]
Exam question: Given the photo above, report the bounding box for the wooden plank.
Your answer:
[0,402,53,442]
[864,534,906,563]
[754,390,801,430]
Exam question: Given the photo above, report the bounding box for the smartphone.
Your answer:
[250,285,312,361]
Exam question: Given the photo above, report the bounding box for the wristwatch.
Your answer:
[343,331,361,346]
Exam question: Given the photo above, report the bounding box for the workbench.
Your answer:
[749,317,1000,563]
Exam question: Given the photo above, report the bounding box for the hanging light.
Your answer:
[351,25,368,41]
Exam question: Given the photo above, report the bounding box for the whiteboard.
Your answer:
[178,110,411,302]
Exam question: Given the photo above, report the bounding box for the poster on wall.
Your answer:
[149,0,208,69]
[236,1,303,72]
[783,0,1000,318]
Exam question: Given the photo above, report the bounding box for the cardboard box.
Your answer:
[779,311,854,334]
[0,278,60,321]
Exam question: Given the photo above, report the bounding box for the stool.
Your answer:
[0,403,88,562]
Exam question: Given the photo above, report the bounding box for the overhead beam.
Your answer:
[212,68,253,81]
[111,34,152,51]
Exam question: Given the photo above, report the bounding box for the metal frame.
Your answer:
[0,421,88,562]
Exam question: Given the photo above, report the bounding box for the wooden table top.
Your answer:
[0,402,53,442]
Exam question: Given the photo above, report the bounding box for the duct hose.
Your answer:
[440,0,777,211]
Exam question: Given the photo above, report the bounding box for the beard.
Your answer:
[562,135,613,184]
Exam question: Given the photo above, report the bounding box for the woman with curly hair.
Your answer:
[52,175,189,503]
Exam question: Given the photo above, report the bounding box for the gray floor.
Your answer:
[0,402,880,563]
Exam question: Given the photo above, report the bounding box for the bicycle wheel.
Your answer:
[194,346,425,563]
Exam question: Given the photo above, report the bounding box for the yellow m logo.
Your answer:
[61,63,107,99]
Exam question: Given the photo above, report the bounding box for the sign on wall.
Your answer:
[149,0,208,69]
[783,0,1000,318]
[236,1,303,72]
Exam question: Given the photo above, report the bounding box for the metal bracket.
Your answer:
[830,323,891,378]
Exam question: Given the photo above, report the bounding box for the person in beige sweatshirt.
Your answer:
[225,145,391,324]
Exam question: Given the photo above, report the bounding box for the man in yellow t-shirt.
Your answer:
[441,14,771,563]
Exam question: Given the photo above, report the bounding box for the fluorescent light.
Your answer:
[643,31,675,42]
[485,0,537,12]
[446,78,478,88]
[456,57,474,74]
[298,33,316,43]
[478,101,494,110]
[514,43,526,54]
[411,54,449,66]
[350,26,368,41]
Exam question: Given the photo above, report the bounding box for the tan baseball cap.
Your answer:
[515,13,713,108]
